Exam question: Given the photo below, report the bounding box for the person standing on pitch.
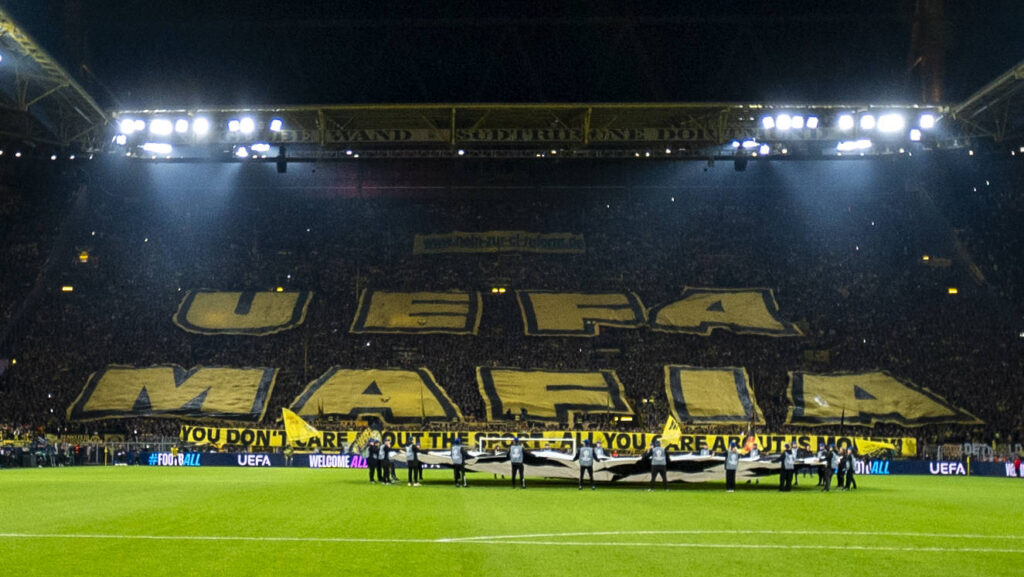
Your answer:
[725,441,740,492]
[791,443,803,486]
[509,437,526,488]
[843,447,857,490]
[378,439,393,485]
[648,439,668,491]
[822,444,838,491]
[835,446,847,489]
[406,439,422,486]
[574,439,600,490]
[779,443,795,492]
[366,439,381,483]
[816,442,827,487]
[451,438,469,487]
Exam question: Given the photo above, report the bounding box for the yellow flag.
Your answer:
[661,415,682,446]
[283,408,320,446]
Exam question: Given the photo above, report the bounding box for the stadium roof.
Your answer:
[951,58,1024,143]
[1,2,1023,156]
[0,4,106,149]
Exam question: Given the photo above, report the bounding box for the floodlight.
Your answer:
[269,118,283,132]
[239,117,255,134]
[133,119,145,131]
[761,116,775,129]
[741,139,758,149]
[193,117,211,136]
[806,116,819,129]
[776,114,792,130]
[119,119,137,135]
[919,113,936,129]
[837,114,854,131]
[860,115,876,130]
[150,119,173,136]
[174,119,189,134]
[758,144,770,155]
[234,146,249,158]
[251,143,271,153]
[877,113,905,133]
[114,134,127,146]
[228,119,241,132]
[791,115,805,129]
[142,142,172,155]
[730,141,740,148]
[909,129,922,142]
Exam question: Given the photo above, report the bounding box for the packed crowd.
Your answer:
[0,154,1021,448]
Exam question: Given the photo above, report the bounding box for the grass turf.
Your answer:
[0,466,1022,577]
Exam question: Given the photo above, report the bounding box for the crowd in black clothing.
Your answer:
[0,155,1021,448]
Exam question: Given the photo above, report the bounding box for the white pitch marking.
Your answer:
[443,529,1024,542]
[0,533,436,544]
[0,532,1022,554]
[450,540,1024,554]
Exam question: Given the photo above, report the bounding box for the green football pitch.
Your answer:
[1,467,1022,577]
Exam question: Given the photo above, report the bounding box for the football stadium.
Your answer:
[1,2,1023,576]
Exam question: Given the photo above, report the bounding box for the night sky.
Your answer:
[4,0,1024,109]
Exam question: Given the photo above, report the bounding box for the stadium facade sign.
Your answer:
[262,127,752,145]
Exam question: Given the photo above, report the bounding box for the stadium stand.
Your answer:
[0,153,1022,452]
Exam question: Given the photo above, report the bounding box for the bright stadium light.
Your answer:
[791,115,805,129]
[877,113,905,133]
[174,119,189,134]
[150,119,173,136]
[860,115,876,130]
[909,129,922,141]
[141,142,172,155]
[761,116,775,129]
[234,146,249,158]
[251,143,271,152]
[837,114,855,131]
[919,113,936,129]
[133,119,146,132]
[806,116,819,129]
[228,119,241,132]
[269,118,283,132]
[119,118,137,135]
[239,117,255,134]
[193,117,211,136]
[776,114,792,130]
